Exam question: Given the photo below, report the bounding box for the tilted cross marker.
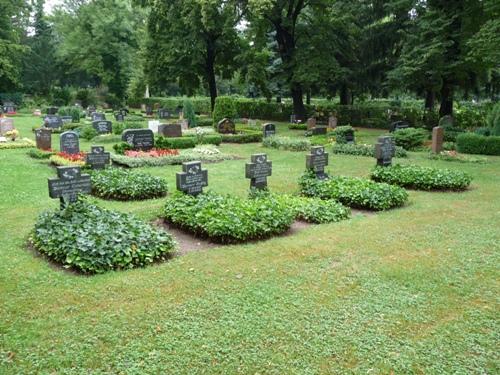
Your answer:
[48,166,91,208]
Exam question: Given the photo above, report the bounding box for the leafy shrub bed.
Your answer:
[0,139,36,149]
[221,131,262,143]
[49,152,86,167]
[299,172,408,210]
[31,200,176,274]
[91,168,167,200]
[332,126,354,144]
[155,135,222,149]
[111,145,234,168]
[263,135,311,151]
[287,196,350,223]
[163,191,295,243]
[331,143,407,158]
[27,148,55,159]
[288,123,307,130]
[428,151,487,164]
[393,128,428,150]
[371,164,472,191]
[456,133,500,155]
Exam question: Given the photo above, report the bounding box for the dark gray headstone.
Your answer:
[86,106,96,117]
[121,129,154,151]
[47,106,58,115]
[146,105,153,116]
[48,166,91,207]
[115,113,125,122]
[390,121,409,132]
[60,131,80,155]
[245,153,272,189]
[217,118,235,134]
[85,146,110,169]
[35,128,52,150]
[61,116,73,124]
[312,127,327,135]
[92,120,112,134]
[158,124,182,138]
[158,109,170,119]
[306,146,329,179]
[3,102,16,113]
[345,129,355,144]
[91,112,106,121]
[43,115,63,129]
[262,123,276,138]
[375,136,396,167]
[176,161,208,196]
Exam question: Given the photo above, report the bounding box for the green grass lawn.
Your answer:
[0,115,498,373]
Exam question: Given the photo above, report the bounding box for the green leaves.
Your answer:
[263,136,311,151]
[393,128,428,151]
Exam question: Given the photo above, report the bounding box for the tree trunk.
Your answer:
[306,90,311,105]
[439,81,453,117]
[425,90,435,110]
[205,42,217,112]
[291,84,305,120]
[340,85,351,105]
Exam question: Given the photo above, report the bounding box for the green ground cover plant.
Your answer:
[91,168,168,200]
[299,171,408,210]
[331,143,407,158]
[30,199,176,274]
[371,164,472,191]
[263,135,311,151]
[26,148,54,159]
[393,128,428,150]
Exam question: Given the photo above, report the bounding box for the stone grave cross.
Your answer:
[176,161,208,196]
[306,146,329,179]
[245,153,272,189]
[375,136,396,167]
[48,166,92,208]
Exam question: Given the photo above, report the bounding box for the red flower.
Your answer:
[56,151,86,161]
[124,148,179,158]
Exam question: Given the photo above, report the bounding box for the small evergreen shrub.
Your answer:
[183,98,197,127]
[163,191,295,243]
[212,96,237,126]
[299,171,408,211]
[288,123,307,130]
[263,135,311,151]
[91,168,168,200]
[456,133,500,155]
[155,137,196,149]
[331,143,407,158]
[113,121,145,135]
[474,127,492,137]
[27,149,54,159]
[58,106,81,122]
[221,131,262,143]
[371,164,472,191]
[393,128,428,150]
[443,126,466,142]
[80,126,98,141]
[332,126,355,144]
[196,118,213,127]
[487,102,500,136]
[30,199,176,274]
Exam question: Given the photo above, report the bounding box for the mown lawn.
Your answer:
[0,114,498,373]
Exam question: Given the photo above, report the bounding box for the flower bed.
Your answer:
[124,148,179,158]
[91,168,168,200]
[0,138,36,149]
[30,200,176,274]
[299,171,408,210]
[371,164,472,191]
[49,151,86,167]
[163,191,295,243]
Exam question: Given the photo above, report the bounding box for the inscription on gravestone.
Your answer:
[176,161,208,196]
[146,105,153,116]
[48,166,91,207]
[158,109,170,119]
[306,146,329,179]
[43,115,63,128]
[61,116,73,124]
[158,124,182,138]
[375,136,396,167]
[35,128,52,150]
[91,112,106,121]
[60,131,80,155]
[121,129,154,151]
[92,120,112,134]
[245,153,272,189]
[47,106,58,115]
[262,123,276,138]
[85,146,110,169]
[217,118,236,134]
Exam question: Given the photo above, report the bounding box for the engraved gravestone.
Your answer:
[176,161,208,196]
[375,136,396,167]
[43,115,63,129]
[158,109,170,119]
[312,126,327,135]
[48,166,91,207]
[91,112,106,121]
[158,124,182,138]
[46,106,58,115]
[61,116,73,124]
[432,126,444,154]
[92,120,112,134]
[307,117,316,130]
[35,128,52,150]
[306,146,329,179]
[390,120,409,132]
[344,129,355,144]
[217,118,236,134]
[245,153,272,189]
[60,131,80,155]
[0,118,14,135]
[121,129,154,151]
[87,106,96,117]
[85,146,110,169]
[262,123,276,138]
[146,105,153,116]
[328,116,337,129]
[115,113,125,122]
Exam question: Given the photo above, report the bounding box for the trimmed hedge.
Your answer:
[371,164,472,191]
[163,191,295,243]
[456,133,500,155]
[263,135,311,151]
[30,200,176,274]
[393,128,428,150]
[27,149,54,159]
[221,130,262,143]
[212,96,237,125]
[91,168,168,200]
[299,171,408,210]
[331,143,407,158]
[288,123,307,130]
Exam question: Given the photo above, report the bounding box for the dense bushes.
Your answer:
[27,149,54,159]
[79,125,98,140]
[58,106,81,122]
[331,143,407,158]
[163,191,295,243]
[91,168,168,200]
[332,126,355,144]
[487,102,500,136]
[30,200,176,274]
[371,164,472,191]
[393,128,428,150]
[287,196,351,223]
[183,98,197,127]
[141,97,211,114]
[263,135,311,151]
[113,120,145,135]
[212,96,237,125]
[456,133,500,155]
[299,172,408,210]
[288,123,307,130]
[155,134,222,149]
[221,130,262,143]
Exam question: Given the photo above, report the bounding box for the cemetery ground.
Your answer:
[0,115,499,373]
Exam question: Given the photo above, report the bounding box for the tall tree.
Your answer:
[143,0,245,111]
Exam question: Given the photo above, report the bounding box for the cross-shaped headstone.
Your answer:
[85,146,110,169]
[245,153,272,189]
[176,161,208,196]
[48,166,91,208]
[306,146,329,179]
[375,136,396,167]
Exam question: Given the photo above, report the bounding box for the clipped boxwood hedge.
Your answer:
[163,191,295,243]
[456,133,500,155]
[263,135,311,151]
[91,168,168,200]
[30,200,176,274]
[331,143,407,158]
[221,130,262,143]
[299,171,408,210]
[371,164,472,191]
